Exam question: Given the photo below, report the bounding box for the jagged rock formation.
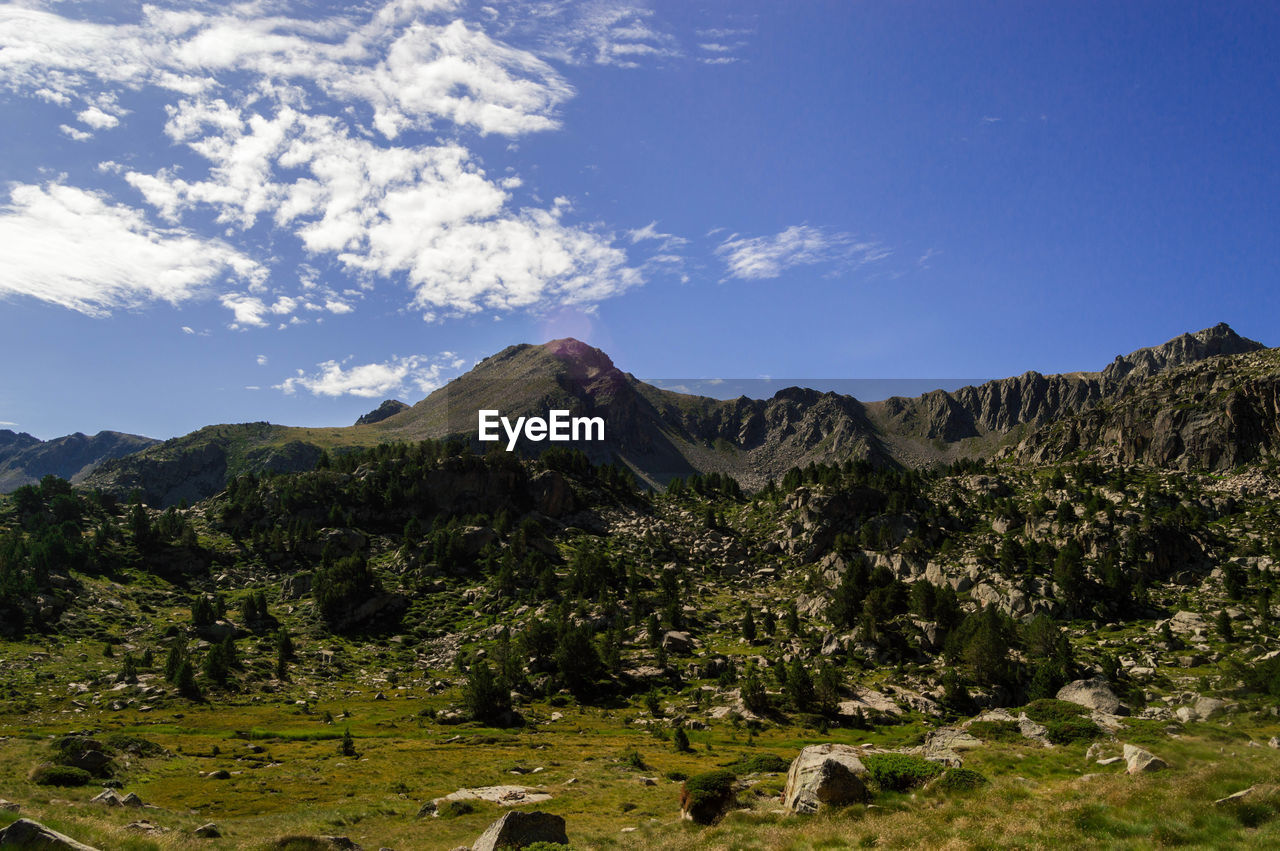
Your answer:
[81,324,1272,505]
[0,429,157,493]
[354,399,408,425]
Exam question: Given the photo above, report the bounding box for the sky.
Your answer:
[1,0,1278,440]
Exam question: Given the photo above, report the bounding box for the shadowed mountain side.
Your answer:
[0,430,159,493]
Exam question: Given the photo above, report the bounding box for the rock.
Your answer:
[355,399,408,425]
[279,572,313,601]
[782,743,870,814]
[471,811,568,851]
[1193,696,1228,719]
[1268,737,1279,749]
[208,769,231,780]
[661,631,693,654]
[1123,743,1168,774]
[120,793,143,807]
[90,789,126,807]
[1057,677,1127,715]
[923,729,983,766]
[531,471,575,518]
[0,818,102,850]
[1215,785,1264,806]
[194,823,222,838]
[0,800,17,813]
[124,821,165,834]
[1096,757,1124,766]
[436,786,552,807]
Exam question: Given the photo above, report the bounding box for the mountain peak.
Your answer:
[541,338,617,373]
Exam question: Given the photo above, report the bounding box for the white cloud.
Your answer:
[256,354,268,366]
[0,421,17,427]
[488,1,680,69]
[276,352,462,398]
[181,325,195,334]
[77,105,119,129]
[0,183,264,316]
[324,298,354,314]
[220,294,270,328]
[59,124,92,141]
[0,2,644,320]
[716,225,890,280]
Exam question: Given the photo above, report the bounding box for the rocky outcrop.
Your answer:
[0,818,101,850]
[1123,743,1168,774]
[471,811,567,851]
[355,399,409,425]
[782,743,871,814]
[1057,677,1127,715]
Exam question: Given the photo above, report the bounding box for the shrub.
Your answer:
[966,720,1023,743]
[105,733,166,757]
[680,769,737,824]
[664,770,689,782]
[29,764,92,786]
[1023,698,1087,724]
[1043,718,1102,744]
[729,753,790,774]
[436,799,475,818]
[619,748,647,770]
[863,753,943,792]
[935,767,988,792]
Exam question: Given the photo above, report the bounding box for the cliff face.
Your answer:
[870,323,1267,444]
[1014,350,1280,471]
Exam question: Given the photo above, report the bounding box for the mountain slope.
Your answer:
[81,324,1271,505]
[0,429,159,493]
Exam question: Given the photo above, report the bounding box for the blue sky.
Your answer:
[1,0,1277,440]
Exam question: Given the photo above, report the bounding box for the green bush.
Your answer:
[664,770,689,782]
[436,799,475,818]
[863,753,943,792]
[619,748,647,770]
[681,769,737,810]
[729,753,790,773]
[966,720,1023,743]
[1043,718,1102,744]
[105,733,165,757]
[1023,698,1088,724]
[29,764,92,786]
[935,767,988,791]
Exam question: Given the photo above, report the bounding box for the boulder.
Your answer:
[1123,743,1167,774]
[1057,677,1127,715]
[782,743,870,814]
[279,572,313,601]
[531,471,575,518]
[194,823,222,838]
[0,818,102,850]
[0,800,17,813]
[661,631,693,654]
[471,811,568,851]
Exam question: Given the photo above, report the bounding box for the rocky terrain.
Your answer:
[1,326,1279,848]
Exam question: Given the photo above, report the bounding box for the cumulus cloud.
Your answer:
[0,1,643,321]
[276,352,467,398]
[716,225,890,280]
[0,183,264,316]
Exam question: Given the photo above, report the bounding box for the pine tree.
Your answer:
[673,725,691,753]
[741,606,757,642]
[339,727,357,757]
[1217,610,1235,643]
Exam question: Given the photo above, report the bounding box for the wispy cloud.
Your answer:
[0,183,264,316]
[0,2,644,322]
[715,225,890,280]
[276,352,468,398]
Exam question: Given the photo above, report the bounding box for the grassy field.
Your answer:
[3,662,1280,851]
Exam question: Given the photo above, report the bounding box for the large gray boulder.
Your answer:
[1057,677,1127,715]
[0,818,102,850]
[472,811,567,851]
[782,743,870,814]
[1123,743,1168,774]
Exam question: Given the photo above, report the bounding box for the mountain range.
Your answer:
[6,323,1266,505]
